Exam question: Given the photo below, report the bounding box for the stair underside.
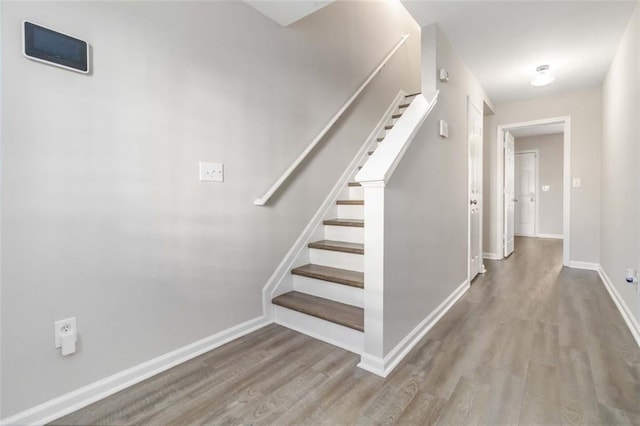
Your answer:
[272,291,364,331]
[308,240,364,254]
[323,218,364,227]
[291,263,364,288]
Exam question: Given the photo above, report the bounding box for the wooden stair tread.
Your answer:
[272,291,364,331]
[308,240,364,254]
[291,264,364,289]
[337,200,363,205]
[392,114,402,119]
[323,218,364,227]
[348,182,361,187]
[377,137,385,142]
[398,103,410,108]
[384,125,394,130]
[368,151,375,156]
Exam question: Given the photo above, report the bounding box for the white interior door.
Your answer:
[468,99,482,280]
[504,131,515,257]
[515,152,537,236]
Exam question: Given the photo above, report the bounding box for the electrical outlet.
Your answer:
[199,162,224,182]
[54,317,77,348]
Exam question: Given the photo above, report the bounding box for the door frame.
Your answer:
[496,116,571,266]
[467,97,484,283]
[514,149,539,237]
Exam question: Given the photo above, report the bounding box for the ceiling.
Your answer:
[244,1,335,26]
[510,122,564,138]
[401,1,637,104]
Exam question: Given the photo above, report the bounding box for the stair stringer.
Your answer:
[260,90,408,329]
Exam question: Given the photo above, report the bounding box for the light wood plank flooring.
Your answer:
[52,237,640,425]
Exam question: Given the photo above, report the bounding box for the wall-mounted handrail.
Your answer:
[254,34,410,206]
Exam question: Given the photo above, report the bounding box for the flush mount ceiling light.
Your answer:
[531,64,556,87]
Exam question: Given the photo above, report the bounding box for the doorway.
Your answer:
[496,117,571,266]
[514,151,538,237]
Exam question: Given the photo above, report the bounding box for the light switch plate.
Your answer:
[572,178,581,188]
[199,162,224,182]
[542,185,550,192]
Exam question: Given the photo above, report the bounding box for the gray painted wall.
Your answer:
[601,4,639,327]
[483,88,602,263]
[383,25,492,354]
[1,1,420,416]
[516,134,564,236]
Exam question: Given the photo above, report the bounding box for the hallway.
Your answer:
[53,238,640,425]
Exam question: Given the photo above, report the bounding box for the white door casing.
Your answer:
[503,131,515,257]
[468,98,483,280]
[515,151,537,236]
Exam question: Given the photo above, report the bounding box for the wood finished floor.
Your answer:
[52,237,640,425]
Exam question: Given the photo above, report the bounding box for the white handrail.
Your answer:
[254,34,410,206]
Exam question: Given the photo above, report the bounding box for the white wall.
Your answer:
[516,134,564,236]
[0,1,420,417]
[483,88,602,263]
[601,4,639,326]
[383,25,492,354]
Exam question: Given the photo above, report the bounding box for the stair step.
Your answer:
[336,200,363,205]
[358,166,362,170]
[368,150,375,156]
[398,103,410,109]
[377,137,385,142]
[406,92,421,97]
[384,125,394,130]
[272,291,364,331]
[308,240,364,255]
[348,182,361,187]
[392,114,402,119]
[323,218,363,227]
[291,264,364,289]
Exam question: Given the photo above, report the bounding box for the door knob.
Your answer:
[470,200,478,205]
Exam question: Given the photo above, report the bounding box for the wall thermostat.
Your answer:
[23,21,90,74]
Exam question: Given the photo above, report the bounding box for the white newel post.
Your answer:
[357,180,387,375]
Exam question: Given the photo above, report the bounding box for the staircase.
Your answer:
[271,93,420,352]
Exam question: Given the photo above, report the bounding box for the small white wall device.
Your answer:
[439,68,450,82]
[23,21,90,74]
[625,268,638,284]
[439,120,449,138]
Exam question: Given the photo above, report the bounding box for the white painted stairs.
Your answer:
[271,93,420,353]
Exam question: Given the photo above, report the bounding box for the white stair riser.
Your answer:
[273,306,363,354]
[293,275,364,308]
[349,187,364,199]
[310,248,364,272]
[324,225,364,244]
[337,205,364,220]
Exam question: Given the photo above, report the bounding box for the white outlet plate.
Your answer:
[542,185,550,192]
[54,317,77,348]
[199,162,224,182]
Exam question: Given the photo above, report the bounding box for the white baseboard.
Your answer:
[1,316,271,426]
[568,261,599,271]
[357,279,470,377]
[536,233,563,239]
[597,265,640,348]
[261,90,407,319]
[483,252,501,260]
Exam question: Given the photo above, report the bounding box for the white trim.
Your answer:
[514,149,539,237]
[0,316,270,426]
[597,265,640,348]
[357,279,470,377]
[496,116,571,266]
[536,233,563,239]
[261,91,407,319]
[356,92,439,184]
[254,34,410,205]
[568,261,599,271]
[483,252,501,260]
